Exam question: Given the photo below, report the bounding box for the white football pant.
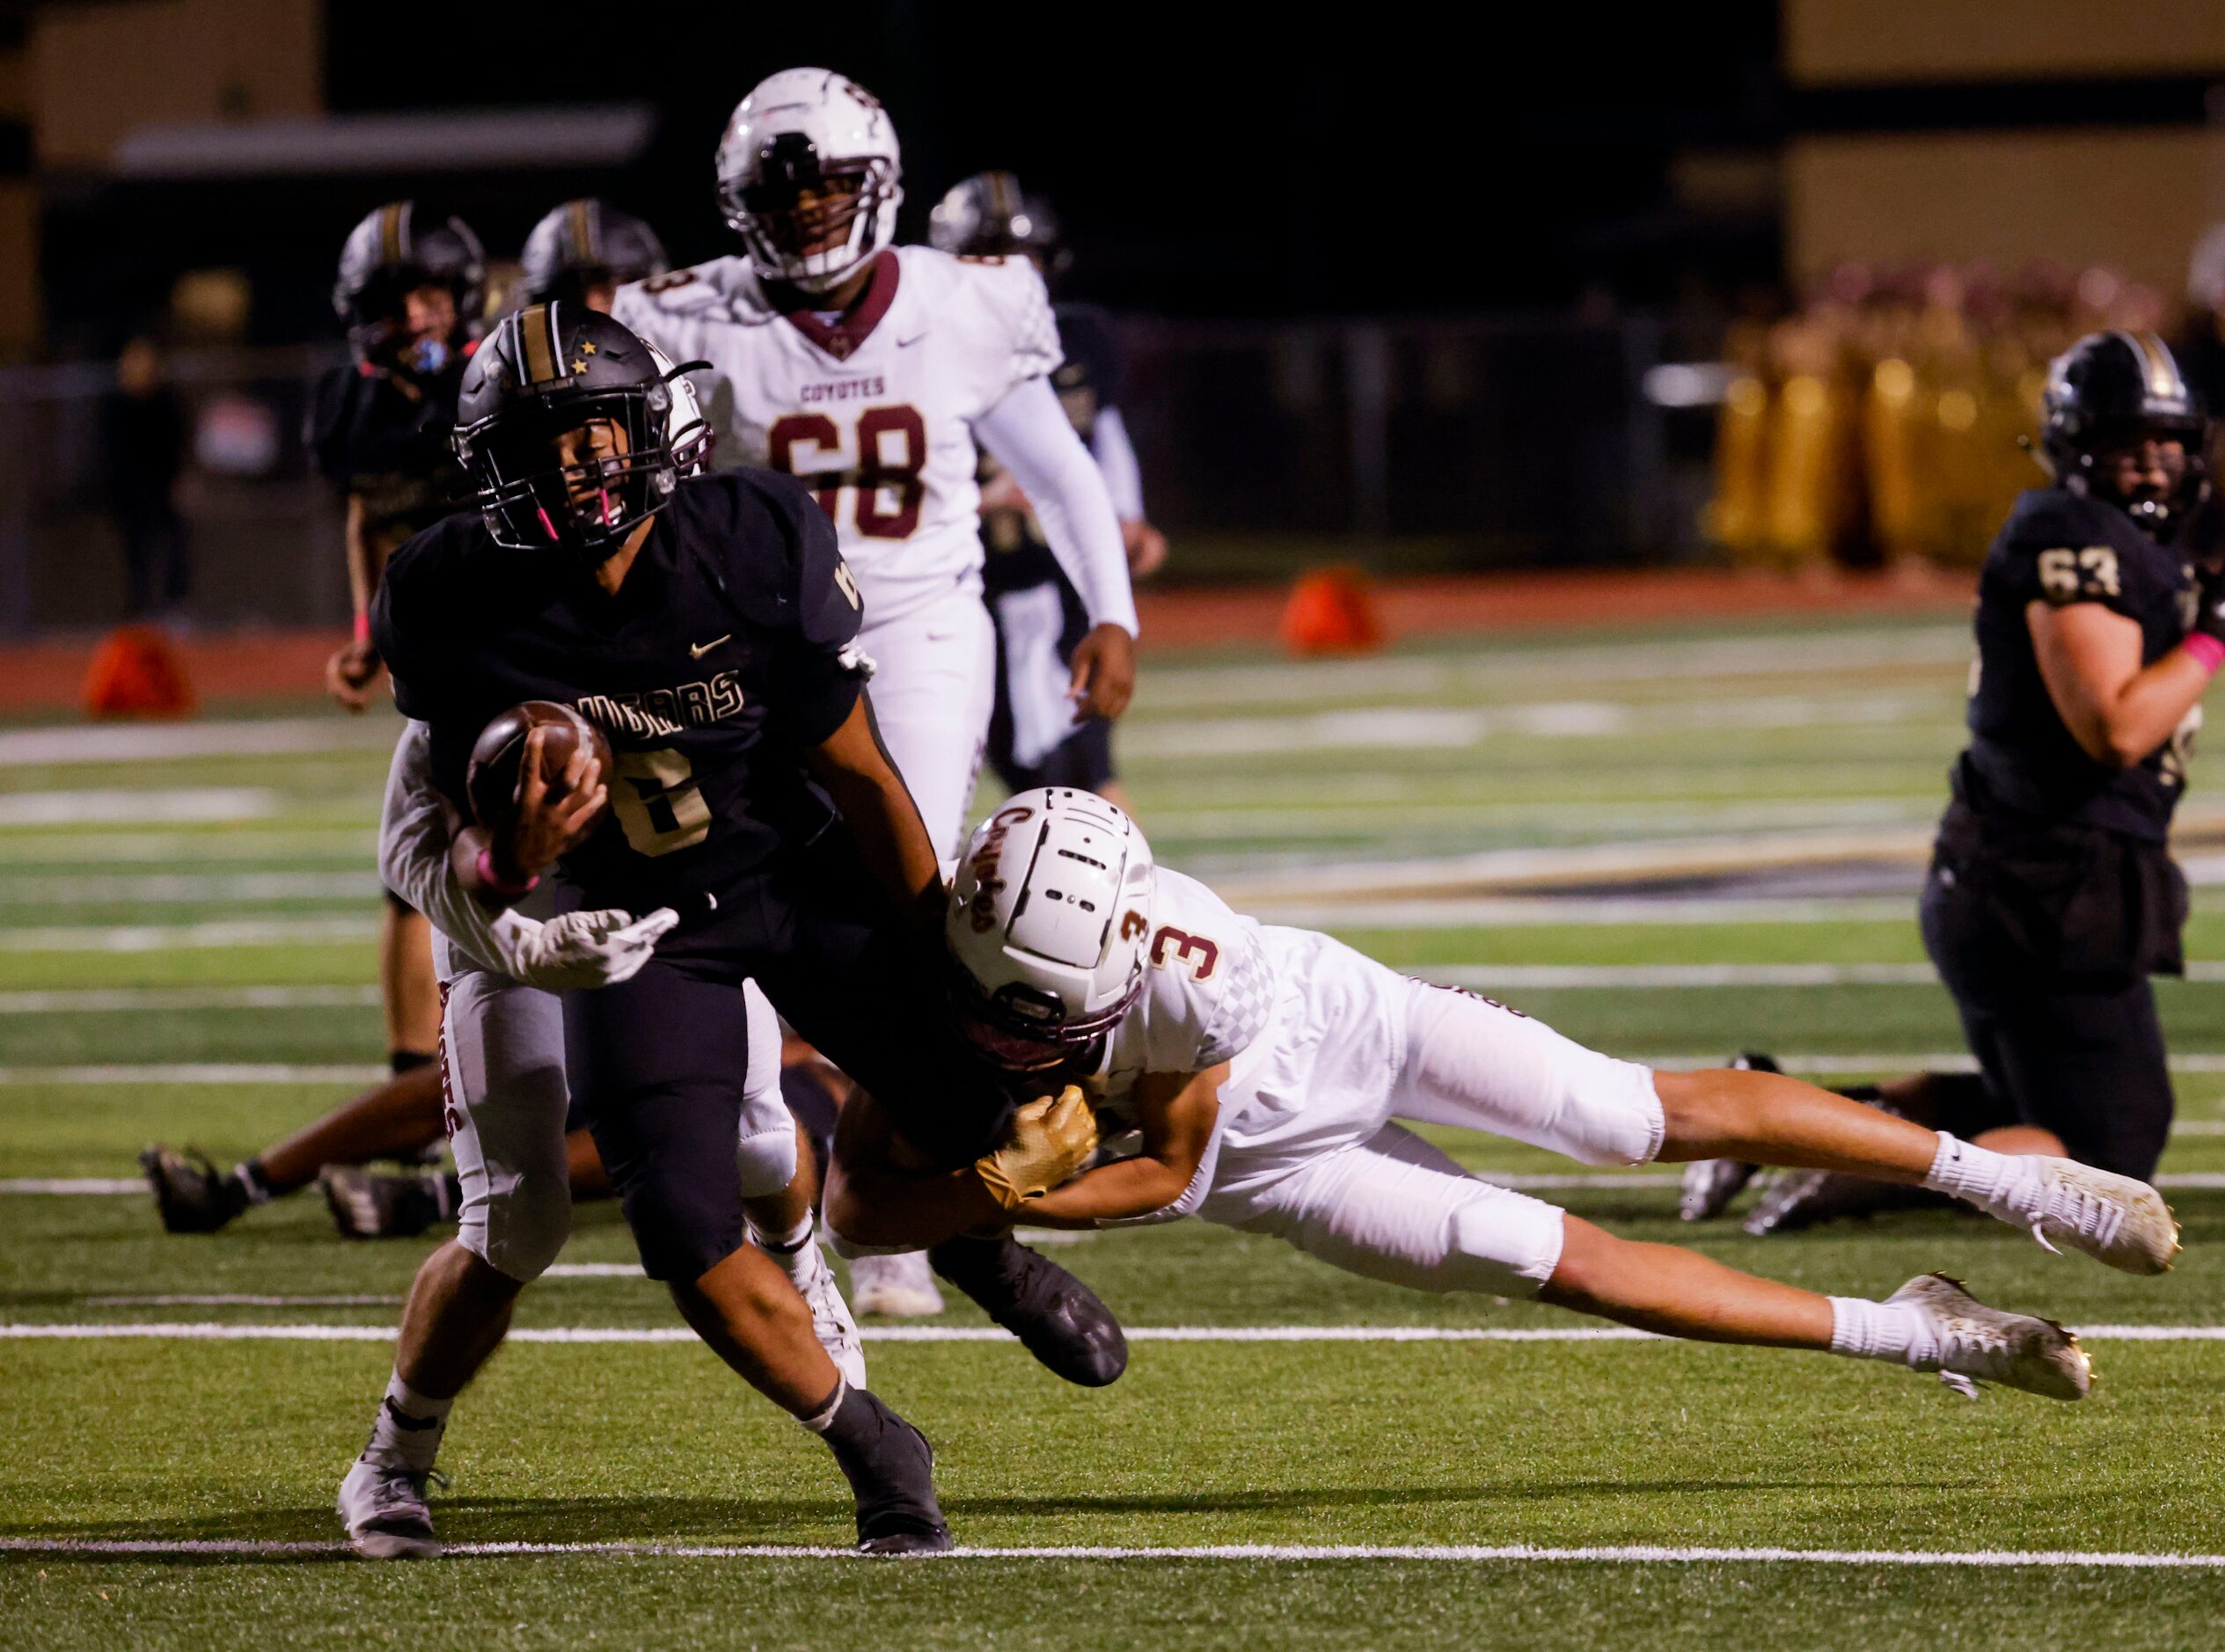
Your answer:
[1200,940,1665,1298]
[859,581,996,862]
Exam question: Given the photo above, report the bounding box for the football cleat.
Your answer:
[321,1166,458,1240]
[819,1388,953,1555]
[140,1145,249,1234]
[848,1251,945,1318]
[777,1233,867,1390]
[1742,1169,1952,1237]
[1982,1157,2181,1276]
[337,1457,443,1560]
[1676,1053,1778,1221]
[929,1233,1127,1387]
[1887,1272,2091,1401]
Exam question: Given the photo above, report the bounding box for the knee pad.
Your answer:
[459,1171,571,1284]
[1444,1190,1564,1297]
[734,1120,799,1200]
[618,1167,745,1283]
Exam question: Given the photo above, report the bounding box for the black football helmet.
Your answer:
[2041,330,2212,540]
[927,171,1068,277]
[519,200,670,308]
[333,201,487,369]
[451,303,687,562]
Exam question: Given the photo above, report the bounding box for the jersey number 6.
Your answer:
[611,749,712,857]
[767,406,927,540]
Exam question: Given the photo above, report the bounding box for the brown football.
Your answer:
[465,701,614,837]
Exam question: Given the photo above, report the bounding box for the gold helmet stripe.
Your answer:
[569,198,595,262]
[2120,330,2183,400]
[379,201,406,265]
[517,301,564,385]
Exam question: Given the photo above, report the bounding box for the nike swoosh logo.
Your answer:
[689,634,731,660]
[896,331,929,347]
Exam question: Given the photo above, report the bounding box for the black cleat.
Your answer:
[1677,1053,1778,1221]
[818,1387,954,1555]
[321,1167,458,1239]
[929,1233,1127,1387]
[1742,1167,1953,1236]
[140,1145,249,1234]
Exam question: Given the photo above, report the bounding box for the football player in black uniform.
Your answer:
[1688,331,2221,1231]
[928,172,1167,809]
[363,303,1119,1553]
[520,199,670,314]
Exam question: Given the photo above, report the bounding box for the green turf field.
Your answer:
[4,615,2223,1648]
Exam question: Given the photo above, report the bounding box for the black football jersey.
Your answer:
[372,469,868,921]
[1958,487,2198,839]
[308,358,473,544]
[980,302,1123,597]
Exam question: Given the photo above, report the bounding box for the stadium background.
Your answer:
[4,4,2225,1648]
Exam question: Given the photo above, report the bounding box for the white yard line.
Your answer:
[0,872,385,905]
[0,789,276,826]
[0,917,380,952]
[2,1321,2218,1344]
[0,984,380,1013]
[1259,897,1926,927]
[0,718,402,768]
[1,1535,2221,1568]
[0,1064,384,1085]
[0,828,375,864]
[85,1294,401,1307]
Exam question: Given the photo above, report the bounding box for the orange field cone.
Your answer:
[82,625,197,719]
[1280,567,1385,655]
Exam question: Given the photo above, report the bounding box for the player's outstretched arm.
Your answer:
[1023,1065,1223,1229]
[805,694,945,934]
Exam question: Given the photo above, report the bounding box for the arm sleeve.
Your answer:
[1089,404,1146,523]
[377,722,512,976]
[974,375,1140,636]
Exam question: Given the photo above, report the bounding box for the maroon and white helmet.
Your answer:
[947,789,1156,1069]
[715,68,902,293]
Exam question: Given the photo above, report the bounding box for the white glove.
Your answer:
[489,906,679,990]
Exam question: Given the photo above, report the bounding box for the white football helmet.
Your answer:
[715,69,902,294]
[947,789,1156,1069]
[645,344,712,476]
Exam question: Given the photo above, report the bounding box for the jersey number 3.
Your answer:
[768,406,927,539]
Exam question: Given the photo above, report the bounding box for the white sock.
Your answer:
[750,1212,816,1271]
[1921,1132,2031,1216]
[363,1373,453,1471]
[1828,1297,1939,1368]
[797,1376,847,1434]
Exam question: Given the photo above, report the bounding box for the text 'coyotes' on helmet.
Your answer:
[451,303,693,561]
[333,201,486,363]
[715,68,901,294]
[521,200,670,309]
[946,789,1156,1070]
[2041,330,2213,541]
[928,172,1067,276]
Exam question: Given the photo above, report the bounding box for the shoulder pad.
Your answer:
[614,258,766,321]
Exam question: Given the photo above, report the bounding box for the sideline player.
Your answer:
[369,303,1114,1553]
[930,171,1167,810]
[1690,332,2221,1232]
[830,790,2183,1401]
[614,69,1141,1318]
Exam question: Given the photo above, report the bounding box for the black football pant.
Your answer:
[564,849,1014,1282]
[1921,862,2174,1181]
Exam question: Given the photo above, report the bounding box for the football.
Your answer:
[465,700,613,837]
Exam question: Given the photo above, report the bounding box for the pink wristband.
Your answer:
[475,844,539,897]
[353,610,371,644]
[2187,633,2225,674]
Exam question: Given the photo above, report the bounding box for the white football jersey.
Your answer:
[1092,869,1277,1113]
[613,244,1061,629]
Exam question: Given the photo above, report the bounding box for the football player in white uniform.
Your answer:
[828,790,2186,1403]
[615,68,1140,1319]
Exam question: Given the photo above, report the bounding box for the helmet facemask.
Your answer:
[948,963,1138,1074]
[720,139,898,294]
[2051,416,2212,542]
[457,384,677,564]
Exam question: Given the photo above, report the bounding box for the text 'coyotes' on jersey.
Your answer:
[1961,487,2197,839]
[370,469,866,925]
[611,245,1060,627]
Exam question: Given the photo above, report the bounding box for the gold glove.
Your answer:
[976,1085,1098,1211]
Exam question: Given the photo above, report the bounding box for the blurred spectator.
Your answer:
[97,336,192,621]
[1708,259,2165,574]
